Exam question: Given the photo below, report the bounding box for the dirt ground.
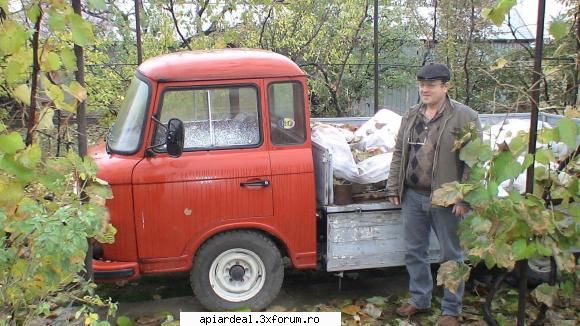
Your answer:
[97,266,579,325]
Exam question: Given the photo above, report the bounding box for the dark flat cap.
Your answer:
[416,63,451,81]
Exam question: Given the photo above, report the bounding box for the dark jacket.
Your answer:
[386,98,481,204]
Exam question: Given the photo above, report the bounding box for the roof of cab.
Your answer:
[137,49,305,82]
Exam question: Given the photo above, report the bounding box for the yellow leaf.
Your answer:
[62,81,87,102]
[490,57,508,71]
[37,108,55,130]
[341,304,361,315]
[84,313,99,325]
[13,84,31,105]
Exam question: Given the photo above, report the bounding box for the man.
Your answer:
[386,63,481,326]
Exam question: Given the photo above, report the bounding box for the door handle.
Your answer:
[240,180,270,187]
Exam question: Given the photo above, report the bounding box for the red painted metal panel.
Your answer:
[101,184,140,261]
[269,149,317,269]
[89,143,140,262]
[138,50,305,83]
[134,164,273,258]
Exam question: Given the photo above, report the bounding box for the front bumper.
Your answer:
[93,260,140,282]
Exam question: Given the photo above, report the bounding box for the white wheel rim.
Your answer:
[209,248,266,302]
[528,257,551,274]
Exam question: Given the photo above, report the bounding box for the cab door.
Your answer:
[132,80,272,259]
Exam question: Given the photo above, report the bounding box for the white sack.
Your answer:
[312,124,393,184]
[354,109,401,152]
[311,124,359,181]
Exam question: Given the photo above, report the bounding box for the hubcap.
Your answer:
[209,248,266,302]
[528,257,551,274]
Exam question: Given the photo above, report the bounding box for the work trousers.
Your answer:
[402,188,464,316]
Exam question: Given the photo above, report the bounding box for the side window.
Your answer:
[268,82,306,145]
[154,86,260,150]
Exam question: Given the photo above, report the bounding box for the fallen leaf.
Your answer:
[266,305,287,312]
[136,315,165,326]
[341,304,361,315]
[362,303,382,319]
[365,296,388,306]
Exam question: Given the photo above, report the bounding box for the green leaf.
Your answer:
[61,48,77,71]
[0,132,26,154]
[27,4,41,22]
[460,139,491,167]
[16,144,41,169]
[89,0,107,11]
[535,148,554,165]
[48,12,66,31]
[464,186,491,205]
[12,84,31,105]
[6,56,28,85]
[538,127,559,144]
[0,20,29,56]
[482,0,516,27]
[0,122,5,133]
[41,52,62,72]
[508,131,528,156]
[549,21,569,41]
[521,154,534,170]
[0,156,34,182]
[555,118,578,149]
[116,316,135,326]
[508,190,522,202]
[70,13,95,46]
[491,151,522,183]
[484,254,496,269]
[512,239,528,260]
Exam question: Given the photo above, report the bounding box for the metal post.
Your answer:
[520,0,546,325]
[135,0,143,65]
[373,0,379,113]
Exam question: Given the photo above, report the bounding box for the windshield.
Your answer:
[108,76,150,154]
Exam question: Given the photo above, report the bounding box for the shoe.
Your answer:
[395,303,431,317]
[436,315,459,326]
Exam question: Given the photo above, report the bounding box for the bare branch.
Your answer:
[463,0,475,105]
[507,13,534,57]
[259,6,274,49]
[165,0,192,50]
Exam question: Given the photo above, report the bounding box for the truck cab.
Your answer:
[92,49,318,311]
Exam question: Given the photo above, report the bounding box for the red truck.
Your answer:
[91,49,556,311]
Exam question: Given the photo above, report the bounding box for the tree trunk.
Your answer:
[72,0,92,281]
[25,10,42,146]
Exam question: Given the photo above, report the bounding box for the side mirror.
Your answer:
[166,118,184,157]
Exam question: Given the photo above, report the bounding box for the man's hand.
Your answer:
[452,203,468,217]
[388,196,400,206]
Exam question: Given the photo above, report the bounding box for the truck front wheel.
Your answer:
[191,231,284,311]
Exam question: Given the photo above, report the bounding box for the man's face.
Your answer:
[417,80,449,106]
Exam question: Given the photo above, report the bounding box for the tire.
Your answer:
[526,257,553,286]
[511,257,554,287]
[191,230,284,311]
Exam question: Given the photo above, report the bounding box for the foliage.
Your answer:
[0,1,117,324]
[433,116,579,303]
[0,121,117,323]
